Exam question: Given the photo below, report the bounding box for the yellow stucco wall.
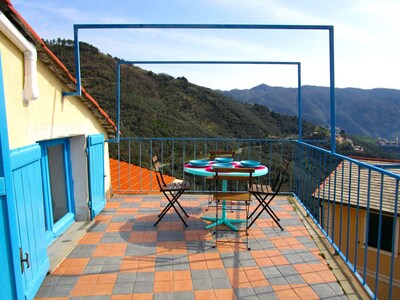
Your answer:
[0,31,112,197]
[324,203,400,299]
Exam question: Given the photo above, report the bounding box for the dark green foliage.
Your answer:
[45,39,314,140]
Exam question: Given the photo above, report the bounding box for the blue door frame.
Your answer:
[40,138,75,245]
[0,51,24,299]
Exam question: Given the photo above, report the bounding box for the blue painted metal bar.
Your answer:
[116,63,121,142]
[329,27,336,153]
[345,161,352,260]
[74,24,333,30]
[116,63,121,190]
[119,60,300,65]
[338,157,345,252]
[140,140,143,191]
[150,140,153,191]
[66,23,334,153]
[374,174,384,299]
[332,156,338,243]
[116,60,302,164]
[388,180,398,299]
[326,153,332,237]
[62,27,81,97]
[297,63,302,140]
[354,167,361,273]
[128,139,131,190]
[362,170,372,285]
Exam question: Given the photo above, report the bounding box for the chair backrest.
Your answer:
[209,150,236,160]
[152,155,167,188]
[271,158,290,192]
[214,167,255,194]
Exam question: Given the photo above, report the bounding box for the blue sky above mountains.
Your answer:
[13,0,400,90]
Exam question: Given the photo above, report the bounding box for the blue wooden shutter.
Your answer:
[11,145,50,300]
[87,134,105,219]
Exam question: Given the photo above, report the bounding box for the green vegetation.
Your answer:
[45,39,398,161]
[45,39,315,141]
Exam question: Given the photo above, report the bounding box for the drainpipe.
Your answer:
[0,12,39,101]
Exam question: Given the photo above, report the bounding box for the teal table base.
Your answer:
[202,213,246,231]
[201,180,245,231]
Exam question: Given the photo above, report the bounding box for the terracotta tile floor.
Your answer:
[35,194,348,299]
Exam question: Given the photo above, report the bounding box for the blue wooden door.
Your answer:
[0,51,24,300]
[40,138,75,245]
[11,145,50,299]
[87,134,105,219]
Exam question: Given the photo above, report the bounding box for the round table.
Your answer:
[184,161,268,231]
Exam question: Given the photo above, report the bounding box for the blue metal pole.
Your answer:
[388,181,398,299]
[363,170,372,285]
[374,174,384,298]
[75,24,333,30]
[297,63,302,141]
[116,63,121,142]
[62,25,81,97]
[64,23,334,105]
[329,27,336,153]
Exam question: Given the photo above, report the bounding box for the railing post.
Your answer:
[329,26,336,153]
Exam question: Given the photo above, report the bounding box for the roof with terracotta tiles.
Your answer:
[109,158,176,194]
[314,157,400,215]
[0,1,116,135]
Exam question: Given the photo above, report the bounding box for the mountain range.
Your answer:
[223,84,400,140]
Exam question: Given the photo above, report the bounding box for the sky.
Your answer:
[10,0,400,91]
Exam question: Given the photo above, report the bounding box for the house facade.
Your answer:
[0,2,116,299]
[314,158,400,299]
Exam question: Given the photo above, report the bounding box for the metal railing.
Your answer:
[109,137,298,193]
[108,137,399,299]
[293,141,399,300]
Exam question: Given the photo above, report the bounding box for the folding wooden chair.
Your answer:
[212,167,255,250]
[248,159,290,230]
[205,150,236,211]
[152,156,190,227]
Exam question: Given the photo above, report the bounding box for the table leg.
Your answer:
[201,179,246,231]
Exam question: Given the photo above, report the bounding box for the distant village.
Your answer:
[377,137,399,147]
[315,125,399,152]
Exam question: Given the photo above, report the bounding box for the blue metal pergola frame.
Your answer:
[116,60,302,140]
[62,23,336,152]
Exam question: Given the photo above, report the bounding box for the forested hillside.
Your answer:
[45,39,314,140]
[224,84,400,139]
